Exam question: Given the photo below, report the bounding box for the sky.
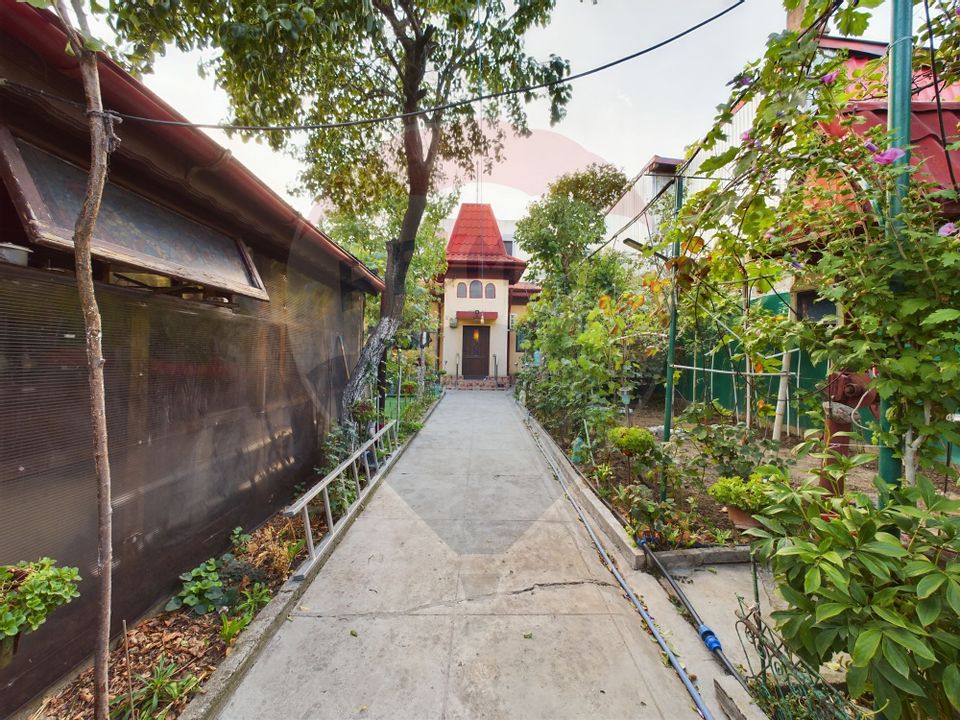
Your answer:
[121,1,898,233]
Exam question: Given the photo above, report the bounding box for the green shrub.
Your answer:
[165,558,224,615]
[109,654,199,720]
[686,422,784,480]
[750,476,960,719]
[607,426,657,462]
[707,473,774,514]
[1,558,80,639]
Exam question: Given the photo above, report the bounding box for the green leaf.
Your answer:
[858,552,892,581]
[886,628,936,663]
[947,580,960,616]
[698,146,739,174]
[852,628,882,666]
[862,541,909,558]
[815,602,849,623]
[804,566,821,594]
[847,663,868,698]
[877,657,924,695]
[882,637,911,678]
[945,664,960,711]
[917,573,946,599]
[916,595,941,627]
[820,562,849,592]
[921,308,960,326]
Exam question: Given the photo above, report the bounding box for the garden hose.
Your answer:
[523,414,716,720]
[638,539,752,695]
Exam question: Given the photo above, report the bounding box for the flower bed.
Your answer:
[38,513,317,720]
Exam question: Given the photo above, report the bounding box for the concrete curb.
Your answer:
[652,545,752,572]
[516,403,754,575]
[178,393,445,720]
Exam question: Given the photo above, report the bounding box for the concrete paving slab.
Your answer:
[217,614,454,720]
[445,614,687,719]
[213,391,698,719]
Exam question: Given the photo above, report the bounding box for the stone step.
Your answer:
[441,377,514,390]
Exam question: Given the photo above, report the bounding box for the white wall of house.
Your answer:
[441,277,510,378]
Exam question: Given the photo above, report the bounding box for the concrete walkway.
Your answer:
[217,391,696,719]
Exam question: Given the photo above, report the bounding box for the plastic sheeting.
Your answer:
[0,253,364,714]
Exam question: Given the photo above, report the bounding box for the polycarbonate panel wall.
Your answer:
[0,255,363,715]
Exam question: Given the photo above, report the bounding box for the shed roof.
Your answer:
[0,1,383,294]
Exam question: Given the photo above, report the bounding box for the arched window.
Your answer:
[469,280,483,298]
[456,282,467,298]
[484,283,496,299]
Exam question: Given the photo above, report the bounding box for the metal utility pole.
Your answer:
[878,0,911,489]
[660,173,684,500]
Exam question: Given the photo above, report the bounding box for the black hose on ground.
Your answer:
[638,539,752,694]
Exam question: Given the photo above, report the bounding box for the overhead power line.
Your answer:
[2,1,745,133]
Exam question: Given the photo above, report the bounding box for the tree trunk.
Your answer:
[339,31,436,422]
[54,3,115,718]
[340,192,429,420]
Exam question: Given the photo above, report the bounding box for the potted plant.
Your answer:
[707,473,773,529]
[1,558,80,669]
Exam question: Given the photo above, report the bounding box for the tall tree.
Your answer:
[515,163,628,288]
[32,2,118,716]
[326,190,453,398]
[107,0,572,418]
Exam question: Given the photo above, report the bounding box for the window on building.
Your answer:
[503,240,514,256]
[796,290,836,322]
[0,132,268,300]
[484,283,495,299]
[469,280,482,298]
[515,328,527,352]
[456,282,467,298]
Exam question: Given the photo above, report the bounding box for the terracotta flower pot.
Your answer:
[727,505,762,530]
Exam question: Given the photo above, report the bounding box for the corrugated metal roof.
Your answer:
[830,101,960,192]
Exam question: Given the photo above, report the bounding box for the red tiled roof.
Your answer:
[447,203,511,260]
[445,203,526,283]
[509,281,540,304]
[825,101,960,200]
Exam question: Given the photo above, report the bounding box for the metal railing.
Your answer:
[284,420,400,577]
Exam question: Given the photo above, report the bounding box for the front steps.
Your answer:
[442,376,513,390]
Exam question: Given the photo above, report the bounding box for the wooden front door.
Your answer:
[461,325,490,378]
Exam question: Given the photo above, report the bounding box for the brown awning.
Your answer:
[0,129,270,300]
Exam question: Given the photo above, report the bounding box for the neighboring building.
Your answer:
[0,2,381,714]
[632,31,959,442]
[438,204,538,384]
[604,155,682,254]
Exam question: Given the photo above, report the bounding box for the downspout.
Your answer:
[878,0,911,491]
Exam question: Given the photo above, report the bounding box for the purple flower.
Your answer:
[864,141,879,153]
[873,147,906,165]
[741,131,752,143]
[821,69,840,85]
[939,222,958,236]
